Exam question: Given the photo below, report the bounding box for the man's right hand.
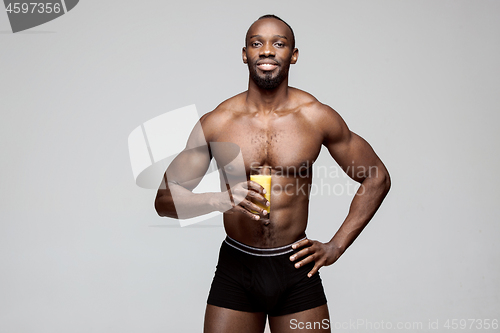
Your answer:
[215,180,270,220]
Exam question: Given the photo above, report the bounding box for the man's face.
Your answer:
[243,18,298,90]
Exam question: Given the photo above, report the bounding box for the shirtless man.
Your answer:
[155,15,391,333]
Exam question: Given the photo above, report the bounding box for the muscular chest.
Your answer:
[212,112,322,172]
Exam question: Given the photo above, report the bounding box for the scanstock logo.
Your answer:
[3,0,79,33]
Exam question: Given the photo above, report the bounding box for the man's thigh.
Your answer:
[268,304,331,333]
[204,304,267,333]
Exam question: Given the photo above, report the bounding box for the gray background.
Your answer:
[1,0,499,332]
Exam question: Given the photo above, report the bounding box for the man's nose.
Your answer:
[260,42,275,57]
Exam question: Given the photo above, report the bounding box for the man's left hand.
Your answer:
[290,239,343,277]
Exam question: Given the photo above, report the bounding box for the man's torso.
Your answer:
[203,88,332,248]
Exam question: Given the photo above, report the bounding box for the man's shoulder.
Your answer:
[289,87,343,124]
[203,92,245,119]
[199,92,246,137]
[214,92,247,115]
[289,88,349,144]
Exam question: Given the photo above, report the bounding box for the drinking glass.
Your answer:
[250,166,272,216]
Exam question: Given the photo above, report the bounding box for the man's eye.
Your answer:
[252,42,261,47]
[274,42,285,48]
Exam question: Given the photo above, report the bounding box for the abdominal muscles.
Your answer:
[223,174,311,248]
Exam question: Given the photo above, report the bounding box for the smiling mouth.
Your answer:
[257,63,278,71]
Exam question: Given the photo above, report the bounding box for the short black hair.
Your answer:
[248,14,296,49]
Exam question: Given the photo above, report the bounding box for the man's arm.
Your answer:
[155,147,224,219]
[154,115,221,219]
[291,105,391,276]
[155,113,269,220]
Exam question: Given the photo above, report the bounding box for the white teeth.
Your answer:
[258,63,276,70]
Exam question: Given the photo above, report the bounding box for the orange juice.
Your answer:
[250,174,271,214]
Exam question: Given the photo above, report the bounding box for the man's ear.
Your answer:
[242,47,248,64]
[290,48,299,64]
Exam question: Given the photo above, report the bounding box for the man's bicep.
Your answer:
[160,112,214,191]
[319,106,383,183]
[163,145,212,191]
[326,131,382,183]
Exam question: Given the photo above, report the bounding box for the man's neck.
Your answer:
[246,77,291,113]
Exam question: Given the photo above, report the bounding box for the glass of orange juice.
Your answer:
[250,166,272,216]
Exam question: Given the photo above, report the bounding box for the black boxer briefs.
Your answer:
[207,236,327,316]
